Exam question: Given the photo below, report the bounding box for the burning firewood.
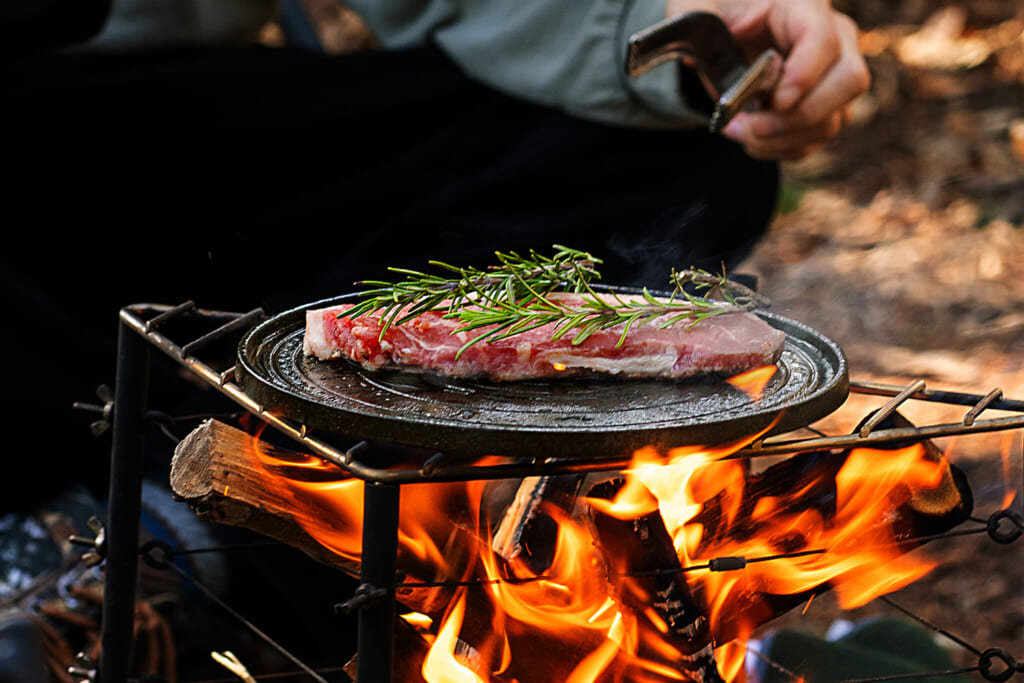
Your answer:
[489,472,586,571]
[607,410,973,647]
[170,419,362,574]
[171,414,974,683]
[169,419,457,617]
[585,478,724,683]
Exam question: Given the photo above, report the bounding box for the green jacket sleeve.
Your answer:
[344,0,709,130]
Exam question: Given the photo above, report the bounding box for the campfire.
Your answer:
[169,409,972,683]
[90,302,1022,683]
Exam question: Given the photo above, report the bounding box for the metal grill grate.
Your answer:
[91,301,1023,683]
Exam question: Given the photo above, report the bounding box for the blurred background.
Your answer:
[2,1,1021,681]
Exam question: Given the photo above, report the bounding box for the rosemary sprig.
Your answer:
[338,246,769,358]
[341,245,601,333]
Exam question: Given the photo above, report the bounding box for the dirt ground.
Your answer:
[742,0,1024,399]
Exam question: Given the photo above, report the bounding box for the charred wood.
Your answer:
[169,419,454,616]
[489,471,586,572]
[585,478,723,683]
[170,420,597,682]
[685,411,972,643]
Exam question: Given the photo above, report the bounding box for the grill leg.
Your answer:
[99,320,150,683]
[356,481,401,683]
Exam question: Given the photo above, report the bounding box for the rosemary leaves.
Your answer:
[338,245,768,357]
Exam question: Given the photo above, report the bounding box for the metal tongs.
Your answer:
[626,11,782,133]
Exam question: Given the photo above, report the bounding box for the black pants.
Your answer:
[2,42,778,509]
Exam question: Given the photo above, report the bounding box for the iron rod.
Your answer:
[964,388,1004,426]
[851,379,1024,413]
[143,300,196,331]
[745,416,1024,458]
[859,379,927,437]
[180,308,265,357]
[356,482,401,683]
[98,320,150,683]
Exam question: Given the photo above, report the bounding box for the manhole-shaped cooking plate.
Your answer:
[236,294,849,459]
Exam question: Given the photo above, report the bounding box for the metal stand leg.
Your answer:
[356,481,401,683]
[99,320,150,683]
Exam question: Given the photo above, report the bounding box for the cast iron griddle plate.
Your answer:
[236,294,849,459]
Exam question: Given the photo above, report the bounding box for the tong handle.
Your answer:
[710,48,782,133]
[627,11,781,133]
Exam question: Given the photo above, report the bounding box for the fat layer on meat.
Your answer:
[302,294,786,382]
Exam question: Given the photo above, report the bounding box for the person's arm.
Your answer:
[347,0,870,154]
[347,0,711,129]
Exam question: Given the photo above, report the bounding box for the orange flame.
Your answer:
[422,590,486,683]
[242,414,959,682]
[726,365,778,400]
[249,433,365,563]
[1000,432,1019,510]
[564,613,626,683]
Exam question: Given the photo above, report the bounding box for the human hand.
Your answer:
[666,0,871,160]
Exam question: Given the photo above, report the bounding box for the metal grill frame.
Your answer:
[97,302,1024,683]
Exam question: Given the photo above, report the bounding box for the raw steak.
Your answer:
[302,294,786,382]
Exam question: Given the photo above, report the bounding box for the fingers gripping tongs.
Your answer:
[625,11,782,133]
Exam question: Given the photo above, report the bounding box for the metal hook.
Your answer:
[979,648,1021,683]
[987,509,1024,544]
[139,538,175,569]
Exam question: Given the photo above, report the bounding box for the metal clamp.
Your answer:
[72,385,114,437]
[334,583,389,614]
[708,556,747,572]
[68,516,106,568]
